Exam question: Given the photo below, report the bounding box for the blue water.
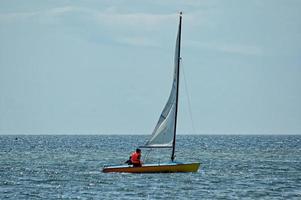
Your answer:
[0,135,300,199]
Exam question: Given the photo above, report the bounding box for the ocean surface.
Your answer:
[0,135,300,199]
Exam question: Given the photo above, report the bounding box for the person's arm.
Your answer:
[138,155,143,164]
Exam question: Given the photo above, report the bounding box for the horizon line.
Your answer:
[0,133,300,136]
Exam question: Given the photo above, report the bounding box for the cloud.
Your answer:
[0,6,78,24]
[0,5,203,31]
[115,36,160,47]
[0,6,175,27]
[0,6,207,47]
[95,11,175,31]
[186,40,263,56]
[91,11,177,47]
[0,11,38,23]
[48,6,76,15]
[92,10,207,47]
[217,44,263,56]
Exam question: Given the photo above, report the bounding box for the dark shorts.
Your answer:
[133,163,142,167]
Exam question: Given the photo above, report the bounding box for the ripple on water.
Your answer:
[0,135,301,199]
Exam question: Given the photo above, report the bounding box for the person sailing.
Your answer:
[125,148,143,167]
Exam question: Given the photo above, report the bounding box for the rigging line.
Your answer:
[181,58,197,135]
[143,148,153,163]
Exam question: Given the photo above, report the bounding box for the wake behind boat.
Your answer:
[102,12,200,173]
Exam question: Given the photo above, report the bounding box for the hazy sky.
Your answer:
[0,0,300,135]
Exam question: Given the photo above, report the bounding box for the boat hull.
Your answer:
[102,162,200,173]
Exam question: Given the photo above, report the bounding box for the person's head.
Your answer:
[136,148,141,153]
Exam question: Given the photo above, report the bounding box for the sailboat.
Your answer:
[102,13,200,173]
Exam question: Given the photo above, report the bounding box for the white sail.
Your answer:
[143,21,181,148]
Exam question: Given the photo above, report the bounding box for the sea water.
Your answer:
[0,135,300,199]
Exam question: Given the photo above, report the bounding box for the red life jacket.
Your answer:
[131,152,141,164]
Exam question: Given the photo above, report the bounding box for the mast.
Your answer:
[171,12,182,162]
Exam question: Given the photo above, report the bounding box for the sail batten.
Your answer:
[142,14,182,151]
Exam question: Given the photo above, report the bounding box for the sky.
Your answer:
[0,0,300,135]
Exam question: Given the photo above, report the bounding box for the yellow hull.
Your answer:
[102,162,200,173]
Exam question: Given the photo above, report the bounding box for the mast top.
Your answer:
[179,11,183,16]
